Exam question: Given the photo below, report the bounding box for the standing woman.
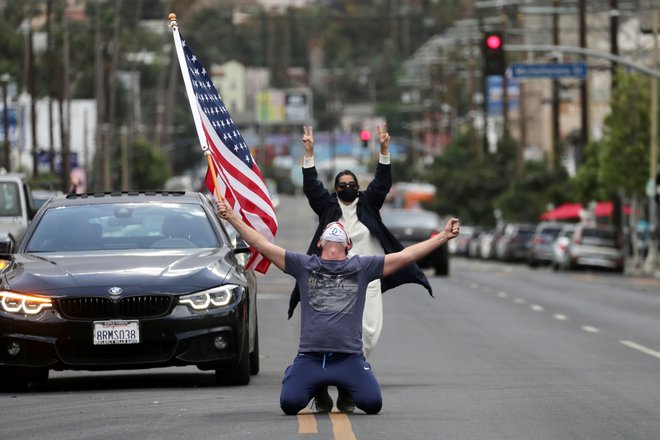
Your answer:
[289,124,432,411]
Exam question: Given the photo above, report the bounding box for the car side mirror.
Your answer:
[0,234,14,258]
[233,237,251,255]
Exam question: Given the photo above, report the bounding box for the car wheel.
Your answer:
[435,256,449,276]
[215,331,250,386]
[249,319,260,376]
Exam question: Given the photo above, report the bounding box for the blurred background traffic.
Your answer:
[0,0,658,275]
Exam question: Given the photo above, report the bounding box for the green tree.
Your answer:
[425,127,512,225]
[599,72,651,198]
[128,137,170,190]
[571,139,609,202]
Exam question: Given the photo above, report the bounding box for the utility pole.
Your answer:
[501,10,509,133]
[106,0,121,190]
[1,74,9,172]
[28,21,38,177]
[645,8,659,274]
[610,0,619,89]
[551,0,560,170]
[94,0,105,190]
[60,10,71,194]
[578,0,588,167]
[46,0,55,174]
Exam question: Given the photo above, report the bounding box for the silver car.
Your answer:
[551,224,575,271]
[564,223,624,273]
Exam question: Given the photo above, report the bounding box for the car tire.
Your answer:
[249,320,260,376]
[435,257,449,276]
[215,331,250,386]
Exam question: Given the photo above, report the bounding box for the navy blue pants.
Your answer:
[279,352,382,415]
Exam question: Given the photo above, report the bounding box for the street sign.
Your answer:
[510,63,588,79]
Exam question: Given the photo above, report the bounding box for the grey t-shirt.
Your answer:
[284,251,384,354]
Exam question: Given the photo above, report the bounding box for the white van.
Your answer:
[0,173,36,249]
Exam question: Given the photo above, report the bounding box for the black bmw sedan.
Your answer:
[0,191,259,389]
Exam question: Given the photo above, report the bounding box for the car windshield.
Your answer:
[0,182,21,217]
[540,227,562,237]
[581,228,617,247]
[26,202,221,252]
[381,211,440,229]
[517,229,535,239]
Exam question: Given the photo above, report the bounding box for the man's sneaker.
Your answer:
[336,388,355,413]
[313,386,333,413]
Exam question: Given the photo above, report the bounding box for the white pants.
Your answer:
[362,279,383,357]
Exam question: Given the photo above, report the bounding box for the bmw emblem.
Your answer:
[108,287,123,296]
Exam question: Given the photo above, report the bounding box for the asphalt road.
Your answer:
[2,194,660,440]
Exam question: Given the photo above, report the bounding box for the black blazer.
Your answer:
[287,163,432,318]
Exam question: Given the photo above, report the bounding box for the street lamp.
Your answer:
[0,73,10,172]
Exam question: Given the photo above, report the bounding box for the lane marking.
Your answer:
[513,298,527,304]
[496,291,508,298]
[553,314,568,321]
[330,412,357,440]
[530,304,544,312]
[582,326,600,333]
[620,340,660,361]
[297,410,318,434]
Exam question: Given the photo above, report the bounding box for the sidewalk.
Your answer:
[625,257,660,281]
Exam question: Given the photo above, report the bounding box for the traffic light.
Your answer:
[360,129,371,149]
[482,31,506,76]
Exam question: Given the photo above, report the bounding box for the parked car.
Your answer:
[551,224,576,271]
[495,223,535,262]
[31,189,63,210]
[527,221,565,267]
[0,191,259,389]
[478,230,496,260]
[467,229,487,259]
[564,223,624,273]
[0,173,37,249]
[448,225,476,256]
[380,208,449,275]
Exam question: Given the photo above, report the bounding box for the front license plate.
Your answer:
[93,320,140,345]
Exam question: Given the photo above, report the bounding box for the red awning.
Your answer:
[539,201,630,221]
[539,203,583,220]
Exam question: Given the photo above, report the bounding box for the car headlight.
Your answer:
[179,284,239,311]
[0,291,53,315]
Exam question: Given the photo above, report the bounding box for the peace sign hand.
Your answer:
[376,123,390,155]
[302,125,314,158]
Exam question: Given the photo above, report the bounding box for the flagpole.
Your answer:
[168,13,223,201]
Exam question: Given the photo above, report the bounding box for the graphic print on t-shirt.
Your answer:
[307,269,359,313]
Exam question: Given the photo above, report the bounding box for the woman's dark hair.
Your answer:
[334,170,358,187]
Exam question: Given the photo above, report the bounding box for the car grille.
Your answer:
[58,296,174,320]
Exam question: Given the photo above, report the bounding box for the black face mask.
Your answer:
[337,188,358,202]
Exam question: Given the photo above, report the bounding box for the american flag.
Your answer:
[174,31,278,273]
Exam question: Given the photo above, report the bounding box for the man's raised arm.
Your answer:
[382,217,460,277]
[216,199,286,271]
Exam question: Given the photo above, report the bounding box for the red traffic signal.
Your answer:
[482,31,506,76]
[486,34,502,50]
[360,129,371,149]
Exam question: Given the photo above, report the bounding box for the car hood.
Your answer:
[3,248,242,296]
[386,225,435,241]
